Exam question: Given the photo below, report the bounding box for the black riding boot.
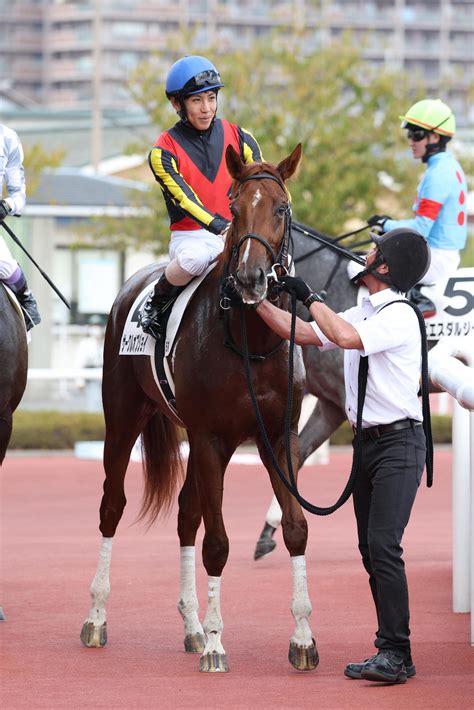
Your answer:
[9,281,41,330]
[407,284,436,319]
[139,273,177,340]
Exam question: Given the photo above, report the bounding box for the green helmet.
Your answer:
[400,99,455,137]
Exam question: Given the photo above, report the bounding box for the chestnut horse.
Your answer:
[81,144,318,673]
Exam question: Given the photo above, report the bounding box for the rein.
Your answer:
[241,294,367,516]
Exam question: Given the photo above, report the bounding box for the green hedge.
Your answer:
[10,410,105,450]
[10,410,453,450]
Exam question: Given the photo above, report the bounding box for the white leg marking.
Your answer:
[266,494,283,529]
[84,537,113,626]
[202,576,225,655]
[290,555,313,647]
[177,546,204,637]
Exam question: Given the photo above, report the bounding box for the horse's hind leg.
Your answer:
[0,409,13,466]
[177,454,205,654]
[188,433,235,672]
[254,397,346,560]
[81,368,153,648]
[257,434,318,672]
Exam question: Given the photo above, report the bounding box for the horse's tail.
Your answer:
[138,411,184,526]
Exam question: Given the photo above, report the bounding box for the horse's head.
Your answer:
[224,143,302,305]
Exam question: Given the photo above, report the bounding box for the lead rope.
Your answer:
[240,295,368,516]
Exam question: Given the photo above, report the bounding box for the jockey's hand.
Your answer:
[280,274,312,302]
[367,214,391,232]
[209,214,231,236]
[0,200,11,221]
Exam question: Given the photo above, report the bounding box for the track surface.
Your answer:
[1,449,472,709]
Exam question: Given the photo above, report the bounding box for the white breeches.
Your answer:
[169,229,225,277]
[0,235,18,279]
[421,248,460,286]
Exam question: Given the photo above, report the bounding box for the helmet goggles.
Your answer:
[182,69,222,95]
[407,127,429,142]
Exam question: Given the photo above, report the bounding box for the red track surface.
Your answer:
[1,448,472,709]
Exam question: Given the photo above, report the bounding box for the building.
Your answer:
[0,0,473,124]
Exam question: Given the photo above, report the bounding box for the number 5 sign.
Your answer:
[425,267,474,340]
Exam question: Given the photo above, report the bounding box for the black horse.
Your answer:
[0,284,28,464]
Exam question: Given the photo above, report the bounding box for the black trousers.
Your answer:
[352,423,426,661]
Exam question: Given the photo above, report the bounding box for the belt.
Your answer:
[353,418,422,441]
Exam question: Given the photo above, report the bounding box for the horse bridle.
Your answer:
[229,171,292,282]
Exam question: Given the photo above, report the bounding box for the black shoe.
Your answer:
[253,522,277,560]
[408,285,436,319]
[17,289,41,330]
[345,652,416,680]
[139,291,173,340]
[360,650,414,683]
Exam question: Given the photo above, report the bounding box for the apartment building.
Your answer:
[1,0,473,122]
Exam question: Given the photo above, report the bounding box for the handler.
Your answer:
[140,54,262,339]
[257,228,430,684]
[0,123,41,329]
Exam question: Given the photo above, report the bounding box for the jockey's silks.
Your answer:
[384,152,467,251]
[149,118,262,233]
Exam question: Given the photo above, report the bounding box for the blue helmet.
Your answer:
[165,55,224,98]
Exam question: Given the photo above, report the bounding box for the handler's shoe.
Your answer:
[360,650,413,683]
[345,652,416,680]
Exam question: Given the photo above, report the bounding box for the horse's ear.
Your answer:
[226,144,244,180]
[277,143,302,183]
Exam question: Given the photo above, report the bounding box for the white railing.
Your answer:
[428,337,474,645]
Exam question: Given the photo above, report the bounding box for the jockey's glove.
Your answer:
[367,214,391,230]
[209,214,231,236]
[0,199,11,221]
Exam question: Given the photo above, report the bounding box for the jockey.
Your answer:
[0,124,41,330]
[140,55,263,340]
[366,99,467,317]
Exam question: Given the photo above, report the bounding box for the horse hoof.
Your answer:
[0,607,6,622]
[80,621,107,648]
[200,652,229,672]
[288,638,319,671]
[184,633,206,653]
[254,523,278,560]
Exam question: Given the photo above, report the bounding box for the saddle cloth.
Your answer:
[119,263,216,423]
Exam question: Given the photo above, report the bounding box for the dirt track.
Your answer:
[1,448,472,709]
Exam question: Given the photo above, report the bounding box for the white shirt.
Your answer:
[311,289,423,427]
[0,124,26,215]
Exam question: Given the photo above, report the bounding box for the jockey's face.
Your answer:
[171,90,218,130]
[408,131,440,160]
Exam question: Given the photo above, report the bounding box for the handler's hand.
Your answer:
[0,200,10,221]
[280,274,312,302]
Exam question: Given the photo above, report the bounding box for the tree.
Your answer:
[91,34,426,253]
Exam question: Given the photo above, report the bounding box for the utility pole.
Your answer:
[91,0,102,172]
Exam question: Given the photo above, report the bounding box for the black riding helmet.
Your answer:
[371,228,431,292]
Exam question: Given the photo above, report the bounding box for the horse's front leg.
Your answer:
[191,433,234,672]
[177,459,205,653]
[258,432,319,671]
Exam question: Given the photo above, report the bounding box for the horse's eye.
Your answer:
[277,204,289,216]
